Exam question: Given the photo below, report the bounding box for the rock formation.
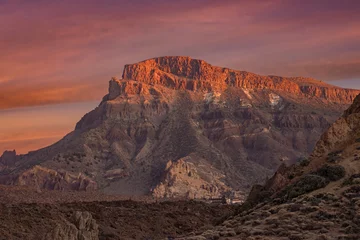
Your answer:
[0,150,16,167]
[48,211,99,240]
[152,157,231,199]
[1,56,359,199]
[0,165,97,191]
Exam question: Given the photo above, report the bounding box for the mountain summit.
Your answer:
[1,56,359,199]
[122,56,357,103]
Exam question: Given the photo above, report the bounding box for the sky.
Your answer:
[1,0,360,154]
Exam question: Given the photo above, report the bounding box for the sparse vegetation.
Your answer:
[280,174,329,200]
[298,157,310,167]
[74,152,86,158]
[278,164,345,201]
[327,150,343,163]
[343,185,360,199]
[314,164,346,181]
[342,174,360,186]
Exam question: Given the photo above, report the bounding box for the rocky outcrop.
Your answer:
[47,211,99,240]
[0,150,16,166]
[152,157,231,199]
[344,94,360,116]
[312,94,360,157]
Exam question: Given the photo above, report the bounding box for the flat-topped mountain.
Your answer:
[1,56,359,199]
[122,56,358,103]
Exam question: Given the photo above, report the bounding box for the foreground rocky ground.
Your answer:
[0,189,236,240]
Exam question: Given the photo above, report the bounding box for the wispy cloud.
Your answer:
[0,82,106,109]
[0,100,98,153]
[1,0,359,110]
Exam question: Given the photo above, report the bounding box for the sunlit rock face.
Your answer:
[123,56,359,103]
[1,56,359,199]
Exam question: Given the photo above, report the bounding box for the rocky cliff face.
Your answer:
[152,157,232,199]
[1,56,359,199]
[312,94,360,157]
[123,56,359,103]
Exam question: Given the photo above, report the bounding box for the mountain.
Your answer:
[1,56,359,199]
[186,93,360,239]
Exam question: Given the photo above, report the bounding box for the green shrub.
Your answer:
[288,173,295,179]
[342,178,353,186]
[314,164,346,181]
[328,150,343,156]
[280,174,329,200]
[342,174,360,186]
[326,151,343,163]
[299,158,310,167]
[327,156,340,163]
[327,150,343,163]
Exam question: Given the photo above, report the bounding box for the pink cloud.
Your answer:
[0,0,359,110]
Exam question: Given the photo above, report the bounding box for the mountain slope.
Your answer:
[1,56,359,199]
[185,94,360,239]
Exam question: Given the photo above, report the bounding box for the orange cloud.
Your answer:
[0,101,98,154]
[0,137,63,155]
[0,82,106,109]
[1,0,360,154]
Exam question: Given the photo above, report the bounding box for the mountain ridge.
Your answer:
[122,56,359,103]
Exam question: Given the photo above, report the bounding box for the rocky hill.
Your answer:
[1,56,359,199]
[184,94,360,239]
